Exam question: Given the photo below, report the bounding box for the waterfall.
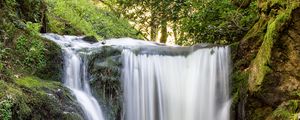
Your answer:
[42,34,105,120]
[121,46,231,120]
[43,33,231,120]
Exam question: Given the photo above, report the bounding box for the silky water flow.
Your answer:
[121,46,231,120]
[43,33,231,120]
[43,34,105,120]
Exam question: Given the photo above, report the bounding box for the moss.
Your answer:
[241,17,268,41]
[0,80,31,119]
[36,39,63,81]
[268,100,300,120]
[0,76,85,119]
[15,76,59,89]
[248,4,298,92]
[251,107,273,120]
[229,42,239,60]
[231,71,249,104]
[232,2,300,119]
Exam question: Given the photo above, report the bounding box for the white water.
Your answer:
[43,33,231,120]
[122,47,231,120]
[42,34,106,120]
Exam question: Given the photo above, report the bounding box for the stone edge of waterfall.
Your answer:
[41,33,228,57]
[120,44,228,56]
[41,33,226,47]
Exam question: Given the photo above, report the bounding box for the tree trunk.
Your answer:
[160,19,168,43]
[150,10,158,41]
[173,22,178,42]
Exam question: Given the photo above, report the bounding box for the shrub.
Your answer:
[0,99,13,120]
[46,0,139,39]
[15,22,46,72]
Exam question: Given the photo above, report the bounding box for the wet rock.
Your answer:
[82,36,98,43]
[88,46,123,120]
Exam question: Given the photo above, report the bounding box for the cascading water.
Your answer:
[122,46,231,120]
[42,34,105,120]
[43,33,231,120]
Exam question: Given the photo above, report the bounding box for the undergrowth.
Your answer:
[46,0,140,39]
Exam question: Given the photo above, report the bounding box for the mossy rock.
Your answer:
[266,100,300,120]
[0,76,85,120]
[88,46,123,120]
[232,1,300,119]
[35,39,63,81]
[82,36,98,43]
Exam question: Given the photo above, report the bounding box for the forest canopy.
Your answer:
[101,0,258,45]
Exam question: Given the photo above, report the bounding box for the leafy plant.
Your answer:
[112,0,258,45]
[15,22,46,72]
[0,99,13,120]
[177,0,258,45]
[46,0,139,39]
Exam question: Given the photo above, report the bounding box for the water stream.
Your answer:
[42,34,105,120]
[122,47,231,120]
[43,33,231,120]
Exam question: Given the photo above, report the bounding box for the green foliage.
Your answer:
[0,99,13,120]
[15,35,45,71]
[26,22,41,35]
[16,0,45,23]
[0,76,84,119]
[0,43,10,72]
[16,76,52,89]
[270,100,300,120]
[0,80,30,120]
[177,0,258,45]
[113,0,258,44]
[15,22,46,72]
[248,3,297,92]
[46,0,139,39]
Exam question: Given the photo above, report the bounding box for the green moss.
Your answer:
[0,81,13,120]
[242,17,268,41]
[251,107,273,120]
[248,4,299,92]
[36,39,63,81]
[15,76,59,89]
[0,80,31,119]
[231,71,249,104]
[269,100,300,120]
[0,77,85,119]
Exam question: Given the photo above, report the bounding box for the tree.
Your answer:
[101,0,258,45]
[100,0,185,43]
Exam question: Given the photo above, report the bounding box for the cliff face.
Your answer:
[232,0,300,119]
